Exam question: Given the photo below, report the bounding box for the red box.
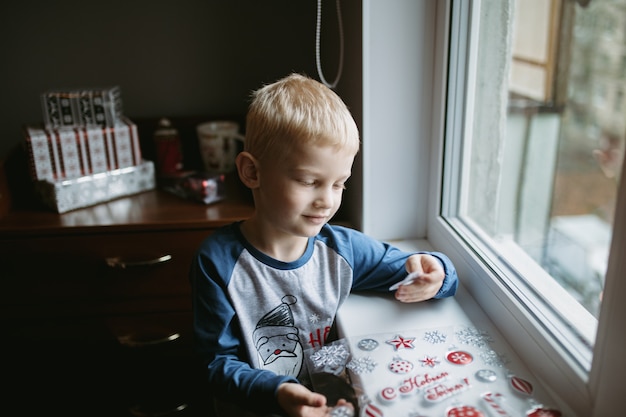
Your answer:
[161,171,226,205]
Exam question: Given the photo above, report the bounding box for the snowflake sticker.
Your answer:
[455,327,493,348]
[330,405,354,417]
[346,356,377,374]
[480,349,508,367]
[357,338,379,351]
[423,330,447,344]
[310,344,350,372]
[475,369,498,382]
[446,350,473,365]
[419,355,441,368]
[385,334,416,350]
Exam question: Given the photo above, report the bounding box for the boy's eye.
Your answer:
[297,179,347,189]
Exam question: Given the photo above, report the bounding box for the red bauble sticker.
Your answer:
[388,356,414,374]
[447,405,485,417]
[446,350,473,365]
[526,407,562,417]
[362,402,383,417]
[509,375,534,395]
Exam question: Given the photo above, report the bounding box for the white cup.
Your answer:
[196,121,245,173]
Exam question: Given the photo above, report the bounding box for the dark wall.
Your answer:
[0,0,359,154]
[0,0,362,223]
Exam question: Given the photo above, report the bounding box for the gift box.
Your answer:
[41,86,123,128]
[34,160,156,213]
[160,171,226,205]
[24,116,142,181]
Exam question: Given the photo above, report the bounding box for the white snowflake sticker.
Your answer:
[423,330,448,344]
[455,327,493,348]
[310,344,350,372]
[346,356,377,374]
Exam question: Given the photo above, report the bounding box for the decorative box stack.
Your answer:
[23,86,155,213]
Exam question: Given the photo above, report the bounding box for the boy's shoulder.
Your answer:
[317,223,379,252]
[199,222,242,250]
[320,223,359,234]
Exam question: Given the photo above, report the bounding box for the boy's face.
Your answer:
[255,142,355,239]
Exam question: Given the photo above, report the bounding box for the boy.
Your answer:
[190,73,458,417]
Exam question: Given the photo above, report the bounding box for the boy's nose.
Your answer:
[314,187,334,208]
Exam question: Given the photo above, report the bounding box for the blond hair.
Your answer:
[244,73,360,162]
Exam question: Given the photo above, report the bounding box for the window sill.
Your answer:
[336,239,578,416]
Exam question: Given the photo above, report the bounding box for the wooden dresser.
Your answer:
[0,175,254,416]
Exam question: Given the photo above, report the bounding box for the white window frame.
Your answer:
[424,2,626,416]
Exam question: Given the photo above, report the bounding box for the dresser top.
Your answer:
[0,115,255,237]
[0,187,255,237]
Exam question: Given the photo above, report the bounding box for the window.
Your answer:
[426,0,626,415]
[360,1,625,413]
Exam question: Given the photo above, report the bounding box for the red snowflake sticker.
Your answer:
[419,355,440,368]
[446,350,473,365]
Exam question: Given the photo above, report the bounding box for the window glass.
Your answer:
[447,0,625,357]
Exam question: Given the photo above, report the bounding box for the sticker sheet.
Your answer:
[305,326,562,417]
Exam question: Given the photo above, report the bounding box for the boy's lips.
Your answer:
[304,214,328,223]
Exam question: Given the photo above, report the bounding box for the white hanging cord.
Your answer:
[315,0,344,89]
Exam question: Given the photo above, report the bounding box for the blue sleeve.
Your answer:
[323,225,458,298]
[189,228,297,414]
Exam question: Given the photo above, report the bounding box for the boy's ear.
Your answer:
[236,151,260,188]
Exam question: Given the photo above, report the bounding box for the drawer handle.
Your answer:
[118,332,181,348]
[105,254,172,269]
[129,402,188,417]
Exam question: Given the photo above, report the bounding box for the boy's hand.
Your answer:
[394,254,445,303]
[277,382,348,417]
[276,383,354,416]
